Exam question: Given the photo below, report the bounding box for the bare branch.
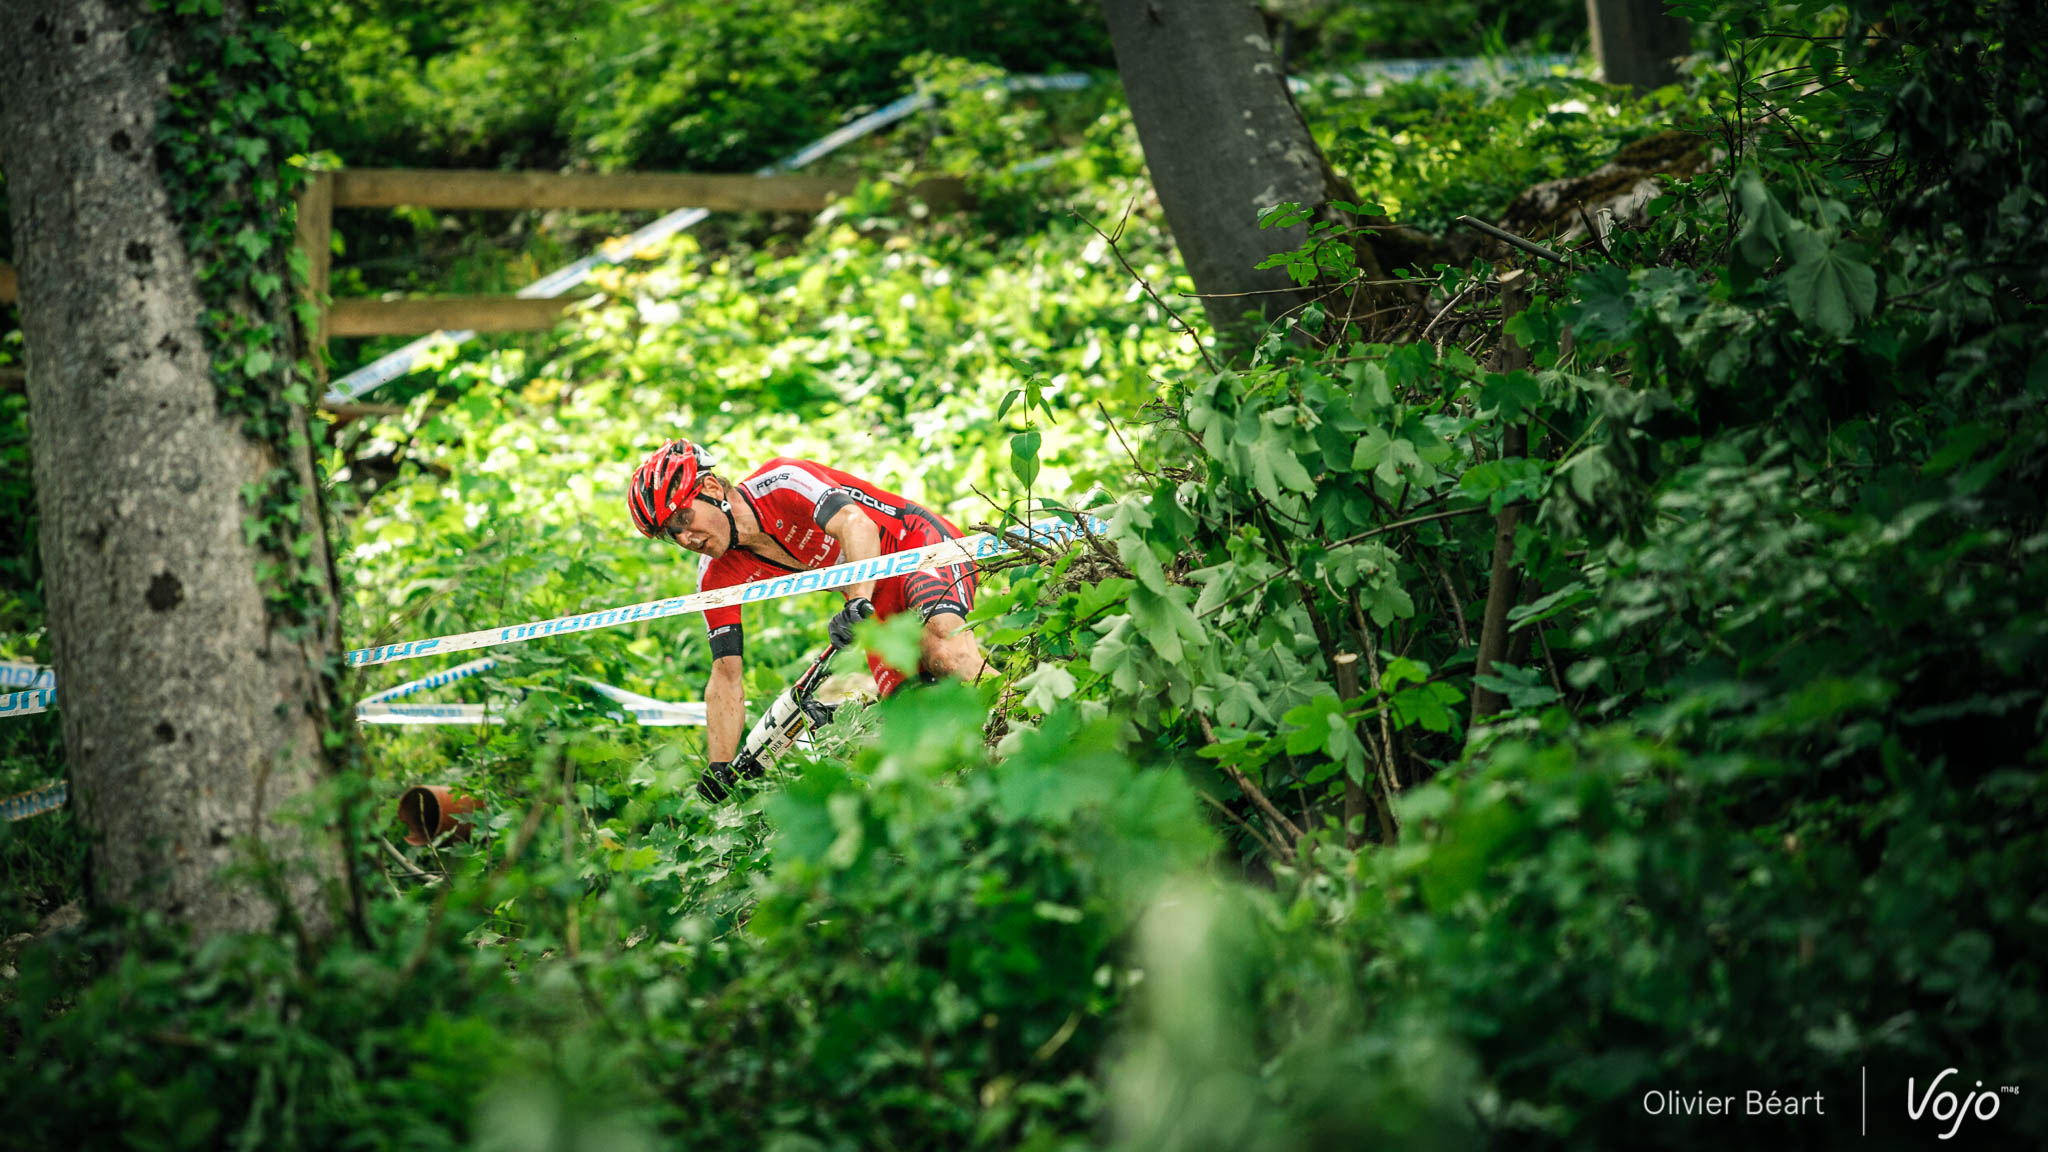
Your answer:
[1073,208,1220,374]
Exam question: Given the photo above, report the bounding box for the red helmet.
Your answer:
[628,439,717,539]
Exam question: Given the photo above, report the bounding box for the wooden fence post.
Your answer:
[294,170,334,383]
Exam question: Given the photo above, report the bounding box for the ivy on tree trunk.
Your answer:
[0,0,347,942]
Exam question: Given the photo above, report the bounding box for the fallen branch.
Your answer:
[1454,215,1576,268]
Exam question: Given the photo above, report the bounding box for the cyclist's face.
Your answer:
[665,497,727,557]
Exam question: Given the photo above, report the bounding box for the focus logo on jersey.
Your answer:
[846,488,903,518]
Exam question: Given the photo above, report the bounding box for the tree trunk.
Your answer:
[1471,272,1533,725]
[0,0,345,940]
[1098,0,1343,344]
[1586,0,1693,92]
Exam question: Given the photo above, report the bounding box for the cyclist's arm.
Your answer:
[820,503,884,603]
[707,654,744,761]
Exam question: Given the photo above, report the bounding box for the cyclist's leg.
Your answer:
[906,559,984,681]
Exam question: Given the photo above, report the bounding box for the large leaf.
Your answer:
[1784,229,1877,337]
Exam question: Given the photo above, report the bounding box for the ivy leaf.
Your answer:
[1473,664,1560,711]
[1784,230,1877,338]
[1129,584,1201,666]
[1281,693,1369,782]
[1346,361,1393,415]
[1124,539,1170,596]
[1195,675,1269,729]
[1071,577,1133,621]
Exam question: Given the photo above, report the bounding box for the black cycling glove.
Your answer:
[828,595,876,649]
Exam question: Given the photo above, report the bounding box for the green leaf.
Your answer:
[1364,579,1415,626]
[1281,693,1344,756]
[1563,264,1633,343]
[1784,230,1877,337]
[1249,428,1316,497]
[1124,540,1170,596]
[1390,680,1463,733]
[1010,429,1042,488]
[1472,665,1559,711]
[1734,169,1795,266]
[1459,458,1546,513]
[1351,426,1391,474]
[1016,662,1077,712]
[1128,584,1201,667]
[1479,371,1542,420]
[1089,616,1145,695]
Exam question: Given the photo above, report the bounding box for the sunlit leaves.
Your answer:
[1016,661,1077,712]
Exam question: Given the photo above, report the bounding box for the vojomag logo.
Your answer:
[1906,1068,2018,1140]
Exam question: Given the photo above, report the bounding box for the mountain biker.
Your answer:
[628,439,984,800]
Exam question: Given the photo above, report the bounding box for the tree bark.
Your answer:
[1586,0,1694,92]
[0,0,343,940]
[1098,0,1341,343]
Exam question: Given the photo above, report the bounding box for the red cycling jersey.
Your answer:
[697,457,977,695]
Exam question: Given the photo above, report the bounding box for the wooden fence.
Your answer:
[1,168,966,387]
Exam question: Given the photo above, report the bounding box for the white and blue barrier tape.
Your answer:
[2,780,67,823]
[0,660,55,689]
[1,682,702,727]
[0,686,54,719]
[358,656,500,704]
[356,699,706,726]
[346,514,1107,668]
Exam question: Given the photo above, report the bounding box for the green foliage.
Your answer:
[1310,71,1678,228]
[6,3,2048,1148]
[290,0,1113,173]
[3,686,1211,1150]
[0,712,80,939]
[1290,0,1586,63]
